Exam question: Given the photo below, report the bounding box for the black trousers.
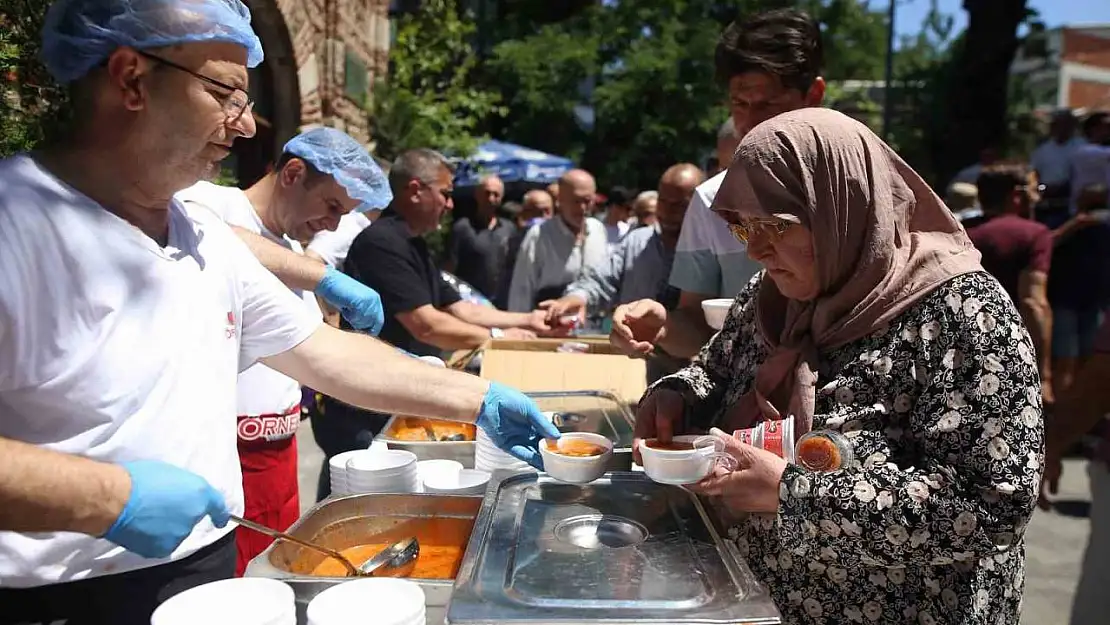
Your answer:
[0,533,235,625]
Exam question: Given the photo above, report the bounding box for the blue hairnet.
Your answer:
[283,128,393,212]
[42,0,264,84]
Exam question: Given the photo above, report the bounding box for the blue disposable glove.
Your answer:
[103,460,230,559]
[476,382,562,470]
[315,266,384,335]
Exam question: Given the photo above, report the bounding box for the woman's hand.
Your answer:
[688,428,788,514]
[632,388,687,464]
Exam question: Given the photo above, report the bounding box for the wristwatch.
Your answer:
[490,327,505,339]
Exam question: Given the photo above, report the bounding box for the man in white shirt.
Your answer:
[610,9,825,360]
[176,126,392,573]
[0,2,559,622]
[508,169,609,312]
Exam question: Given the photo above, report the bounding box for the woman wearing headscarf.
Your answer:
[637,108,1042,624]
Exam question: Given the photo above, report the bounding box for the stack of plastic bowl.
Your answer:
[328,441,390,497]
[474,427,535,474]
[151,578,295,625]
[415,459,463,492]
[423,468,491,495]
[344,449,420,494]
[306,579,425,625]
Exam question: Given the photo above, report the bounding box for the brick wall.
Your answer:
[272,0,390,143]
[1062,30,1110,69]
[1069,79,1110,110]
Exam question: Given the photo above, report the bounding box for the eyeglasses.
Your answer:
[726,218,794,243]
[138,51,254,122]
[419,181,454,202]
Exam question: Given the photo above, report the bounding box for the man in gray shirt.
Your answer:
[541,164,705,379]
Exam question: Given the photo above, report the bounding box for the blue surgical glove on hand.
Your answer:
[103,460,230,559]
[476,382,562,470]
[315,266,385,335]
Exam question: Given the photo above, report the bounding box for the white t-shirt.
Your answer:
[0,156,320,587]
[307,211,373,268]
[176,182,321,425]
[668,171,763,298]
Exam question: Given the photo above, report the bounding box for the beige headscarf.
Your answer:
[711,108,983,435]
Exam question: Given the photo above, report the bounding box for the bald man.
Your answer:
[507,170,607,312]
[521,189,554,224]
[541,164,706,380]
[445,174,514,301]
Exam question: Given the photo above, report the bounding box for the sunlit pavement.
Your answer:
[295,422,1091,624]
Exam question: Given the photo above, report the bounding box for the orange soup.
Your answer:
[305,516,474,579]
[645,439,695,451]
[551,439,606,457]
[387,417,476,442]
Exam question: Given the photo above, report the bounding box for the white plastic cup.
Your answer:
[151,578,295,625]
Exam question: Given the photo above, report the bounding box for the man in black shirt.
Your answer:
[445,174,516,302]
[313,149,552,498]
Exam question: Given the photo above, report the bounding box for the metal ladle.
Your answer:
[230,515,421,578]
[229,514,361,577]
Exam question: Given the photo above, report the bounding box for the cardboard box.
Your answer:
[452,338,648,406]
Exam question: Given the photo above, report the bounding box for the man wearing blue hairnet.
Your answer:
[0,1,558,621]
[175,126,392,574]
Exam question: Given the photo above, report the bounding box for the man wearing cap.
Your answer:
[175,126,392,573]
[0,1,559,621]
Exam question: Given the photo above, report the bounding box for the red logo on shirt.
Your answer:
[226,311,237,339]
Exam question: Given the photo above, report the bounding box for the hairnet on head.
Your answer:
[283,128,393,212]
[41,0,264,84]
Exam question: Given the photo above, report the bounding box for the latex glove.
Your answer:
[476,382,562,470]
[315,266,384,335]
[103,460,230,559]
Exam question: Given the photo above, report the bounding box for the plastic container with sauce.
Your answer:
[794,430,854,472]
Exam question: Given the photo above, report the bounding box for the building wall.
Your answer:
[1068,78,1110,111]
[273,0,391,142]
[1062,29,1110,68]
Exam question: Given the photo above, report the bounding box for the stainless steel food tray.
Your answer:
[244,492,481,625]
[447,471,781,624]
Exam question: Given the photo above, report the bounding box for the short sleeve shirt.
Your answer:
[966,214,1053,302]
[343,209,461,356]
[0,155,319,586]
[669,171,763,298]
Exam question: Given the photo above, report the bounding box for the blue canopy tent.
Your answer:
[453,140,574,187]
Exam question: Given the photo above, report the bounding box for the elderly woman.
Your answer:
[637,108,1042,625]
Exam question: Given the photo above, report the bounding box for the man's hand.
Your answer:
[314,266,385,335]
[475,382,562,469]
[539,296,587,328]
[103,460,229,558]
[611,299,668,357]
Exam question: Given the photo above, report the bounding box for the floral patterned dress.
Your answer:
[648,271,1043,625]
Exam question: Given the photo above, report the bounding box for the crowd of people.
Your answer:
[2,0,1110,624]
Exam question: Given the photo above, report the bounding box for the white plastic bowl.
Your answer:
[539,432,613,484]
[306,578,425,625]
[701,298,733,331]
[638,435,737,485]
[152,578,295,625]
[424,468,491,494]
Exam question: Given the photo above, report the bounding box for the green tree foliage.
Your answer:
[370,0,505,162]
[0,0,70,157]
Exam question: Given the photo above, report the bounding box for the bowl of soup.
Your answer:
[539,432,613,484]
[638,435,737,485]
